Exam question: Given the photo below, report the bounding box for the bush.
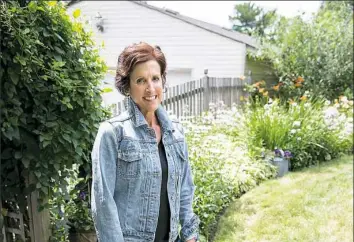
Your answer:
[182,105,276,241]
[252,1,353,101]
[0,0,109,240]
[238,97,353,170]
[180,97,352,240]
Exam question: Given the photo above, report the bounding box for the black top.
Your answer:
[154,142,171,242]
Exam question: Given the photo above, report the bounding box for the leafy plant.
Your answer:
[0,0,109,240]
[237,97,353,170]
[65,171,94,233]
[182,104,276,240]
[251,1,353,101]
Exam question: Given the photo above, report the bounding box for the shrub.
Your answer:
[0,0,109,240]
[183,105,276,241]
[251,1,353,101]
[237,97,353,170]
[65,167,94,233]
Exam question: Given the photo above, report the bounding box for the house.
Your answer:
[66,1,261,106]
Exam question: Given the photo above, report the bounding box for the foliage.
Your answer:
[184,97,352,240]
[49,166,94,241]
[182,104,277,241]
[251,1,353,101]
[0,0,109,239]
[65,169,94,233]
[229,2,277,39]
[237,97,353,170]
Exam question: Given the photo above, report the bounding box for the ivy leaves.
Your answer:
[1,0,109,220]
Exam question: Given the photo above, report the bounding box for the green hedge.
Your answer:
[0,1,109,239]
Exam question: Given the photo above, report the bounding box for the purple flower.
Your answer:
[284,150,293,158]
[79,191,86,200]
[274,149,284,157]
[58,208,64,217]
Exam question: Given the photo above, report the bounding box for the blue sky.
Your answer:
[148,1,322,28]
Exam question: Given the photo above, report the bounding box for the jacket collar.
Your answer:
[127,97,174,132]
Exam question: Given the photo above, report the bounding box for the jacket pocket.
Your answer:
[117,140,143,178]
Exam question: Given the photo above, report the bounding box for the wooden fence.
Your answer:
[110,75,251,118]
[1,175,51,242]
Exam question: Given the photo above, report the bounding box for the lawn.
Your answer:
[214,155,353,242]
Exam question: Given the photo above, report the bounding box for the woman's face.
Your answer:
[129,60,163,115]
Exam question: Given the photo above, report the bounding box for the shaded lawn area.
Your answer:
[214,155,353,242]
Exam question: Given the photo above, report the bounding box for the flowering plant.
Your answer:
[65,174,95,233]
[274,148,293,159]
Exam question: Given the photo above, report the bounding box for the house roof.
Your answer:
[133,1,258,49]
[66,0,259,49]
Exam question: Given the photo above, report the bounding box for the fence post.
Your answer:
[203,69,210,112]
[28,173,51,242]
[176,85,180,118]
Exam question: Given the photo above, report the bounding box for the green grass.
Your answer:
[214,155,353,242]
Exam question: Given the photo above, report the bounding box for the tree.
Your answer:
[229,2,277,38]
[252,0,353,101]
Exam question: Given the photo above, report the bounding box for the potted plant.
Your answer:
[272,148,292,177]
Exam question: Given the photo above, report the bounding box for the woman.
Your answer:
[91,42,200,242]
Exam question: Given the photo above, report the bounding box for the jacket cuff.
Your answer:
[180,215,200,241]
[185,233,198,241]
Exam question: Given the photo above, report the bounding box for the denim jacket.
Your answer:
[91,97,200,242]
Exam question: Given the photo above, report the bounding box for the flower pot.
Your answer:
[69,232,97,242]
[272,157,289,177]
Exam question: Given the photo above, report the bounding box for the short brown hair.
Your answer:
[115,42,167,96]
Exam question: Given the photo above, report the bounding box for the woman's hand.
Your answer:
[186,239,196,242]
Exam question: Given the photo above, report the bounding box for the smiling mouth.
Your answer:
[143,95,157,101]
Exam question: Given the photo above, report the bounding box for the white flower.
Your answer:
[325,154,331,161]
[340,96,348,103]
[342,103,349,109]
[264,104,271,110]
[297,137,302,141]
[338,114,346,123]
[291,102,298,107]
[324,107,339,118]
[325,100,331,106]
[293,121,301,128]
[304,103,311,107]
[290,129,297,134]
